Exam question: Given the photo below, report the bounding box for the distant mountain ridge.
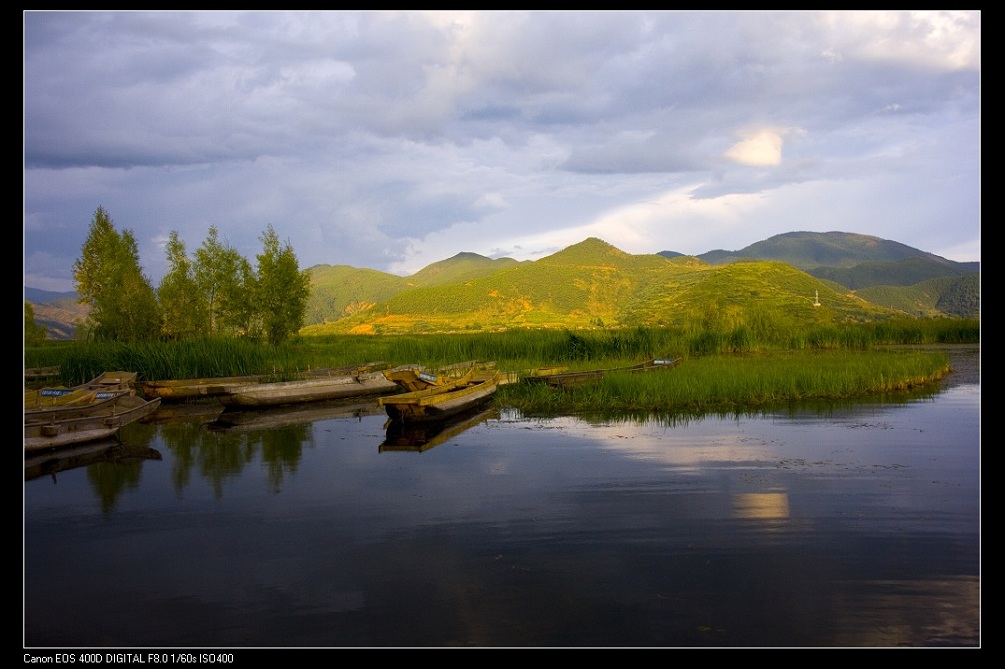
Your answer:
[681,231,979,282]
[688,231,971,267]
[665,231,979,319]
[25,231,980,339]
[23,288,86,340]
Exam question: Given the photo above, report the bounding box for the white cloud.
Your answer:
[725,129,785,167]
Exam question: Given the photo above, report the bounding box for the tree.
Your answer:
[255,225,311,345]
[24,301,47,345]
[73,206,161,342]
[158,231,208,339]
[194,226,248,336]
[222,254,259,338]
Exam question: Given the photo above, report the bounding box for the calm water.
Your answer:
[24,346,980,648]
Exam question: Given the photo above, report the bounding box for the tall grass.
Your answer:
[498,349,952,416]
[24,318,977,388]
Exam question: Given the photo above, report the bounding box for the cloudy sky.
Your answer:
[24,10,981,293]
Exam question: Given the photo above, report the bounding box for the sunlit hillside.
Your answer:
[301,238,900,336]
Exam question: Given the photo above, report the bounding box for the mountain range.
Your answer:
[25,231,980,339]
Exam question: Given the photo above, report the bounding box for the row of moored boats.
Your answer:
[25,358,680,452]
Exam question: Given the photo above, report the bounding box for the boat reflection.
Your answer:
[208,397,385,432]
[380,407,499,453]
[143,400,225,425]
[24,438,162,482]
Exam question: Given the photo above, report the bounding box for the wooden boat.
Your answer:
[24,395,162,452]
[24,366,61,382]
[379,371,499,423]
[142,362,394,402]
[218,365,399,408]
[383,360,496,392]
[26,391,141,424]
[24,371,137,409]
[521,358,681,388]
[139,375,265,401]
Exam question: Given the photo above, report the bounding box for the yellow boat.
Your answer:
[379,370,499,423]
[383,360,496,392]
[24,371,137,409]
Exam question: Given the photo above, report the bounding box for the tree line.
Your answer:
[70,206,310,345]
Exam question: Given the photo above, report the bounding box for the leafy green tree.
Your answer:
[73,206,161,342]
[24,301,47,345]
[194,226,248,336]
[221,254,259,338]
[256,225,311,345]
[158,231,209,339]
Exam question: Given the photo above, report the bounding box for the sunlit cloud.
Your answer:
[725,129,786,167]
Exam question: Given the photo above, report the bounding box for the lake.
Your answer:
[23,346,980,648]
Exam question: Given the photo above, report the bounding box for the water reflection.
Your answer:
[380,407,499,453]
[209,398,383,432]
[23,345,980,647]
[732,492,790,520]
[24,439,162,494]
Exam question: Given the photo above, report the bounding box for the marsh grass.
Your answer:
[497,349,952,415]
[24,320,971,409]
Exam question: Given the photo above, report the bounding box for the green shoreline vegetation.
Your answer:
[24,318,977,416]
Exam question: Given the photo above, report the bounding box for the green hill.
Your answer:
[661,231,979,316]
[407,252,524,287]
[27,231,979,340]
[808,256,975,289]
[691,231,972,271]
[304,265,409,325]
[857,274,981,318]
[302,238,901,336]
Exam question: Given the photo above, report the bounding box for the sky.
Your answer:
[24,10,981,293]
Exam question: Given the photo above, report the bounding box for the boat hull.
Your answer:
[218,370,399,408]
[25,371,137,409]
[522,358,680,388]
[379,373,498,423]
[140,375,264,401]
[24,396,162,452]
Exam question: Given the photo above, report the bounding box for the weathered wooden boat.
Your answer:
[218,365,400,408]
[383,360,496,392]
[26,390,140,424]
[143,362,394,402]
[139,375,266,401]
[24,366,61,382]
[24,395,162,452]
[521,358,681,388]
[379,371,499,423]
[380,407,499,453]
[24,371,137,409]
[25,440,162,481]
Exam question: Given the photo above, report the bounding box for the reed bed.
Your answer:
[25,320,970,412]
[497,349,952,415]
